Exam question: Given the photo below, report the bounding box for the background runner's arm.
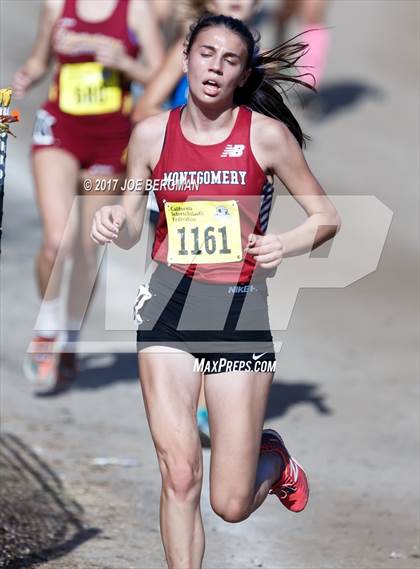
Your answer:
[12,0,60,97]
[117,0,165,85]
[132,37,185,121]
[253,117,341,257]
[149,0,173,24]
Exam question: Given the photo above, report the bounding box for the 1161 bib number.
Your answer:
[165,200,243,264]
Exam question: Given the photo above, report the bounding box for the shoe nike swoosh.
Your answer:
[252,352,267,361]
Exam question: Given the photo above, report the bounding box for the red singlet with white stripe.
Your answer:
[152,105,272,284]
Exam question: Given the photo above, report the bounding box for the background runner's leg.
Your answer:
[25,148,79,387]
[138,347,204,569]
[32,148,79,302]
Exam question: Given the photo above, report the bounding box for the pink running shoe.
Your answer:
[261,429,309,512]
[23,336,59,391]
[23,337,78,395]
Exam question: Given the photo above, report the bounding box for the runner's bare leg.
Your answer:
[33,148,79,300]
[138,347,205,569]
[205,370,281,521]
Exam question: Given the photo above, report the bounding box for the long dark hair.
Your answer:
[185,14,315,147]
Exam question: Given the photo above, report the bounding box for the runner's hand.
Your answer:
[95,44,128,71]
[91,205,126,245]
[245,233,285,269]
[12,68,33,99]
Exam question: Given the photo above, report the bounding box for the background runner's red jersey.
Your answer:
[46,0,139,121]
[151,106,274,284]
[32,0,140,172]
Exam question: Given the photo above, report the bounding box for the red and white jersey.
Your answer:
[52,0,139,65]
[45,0,139,120]
[151,105,274,284]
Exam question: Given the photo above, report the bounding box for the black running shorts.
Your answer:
[136,264,276,375]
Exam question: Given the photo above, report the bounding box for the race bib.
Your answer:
[59,62,122,115]
[165,200,243,264]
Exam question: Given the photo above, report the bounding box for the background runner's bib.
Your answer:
[59,62,122,115]
[165,200,243,264]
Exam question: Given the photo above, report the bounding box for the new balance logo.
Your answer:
[221,144,245,157]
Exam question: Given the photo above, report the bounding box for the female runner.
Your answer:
[13,0,164,393]
[132,0,259,121]
[133,0,263,442]
[91,14,341,569]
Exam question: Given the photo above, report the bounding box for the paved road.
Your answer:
[1,1,419,568]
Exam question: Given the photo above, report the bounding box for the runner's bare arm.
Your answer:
[114,120,153,249]
[12,0,62,97]
[250,114,341,259]
[91,113,168,248]
[122,0,165,84]
[149,0,173,24]
[132,37,185,122]
[93,1,165,85]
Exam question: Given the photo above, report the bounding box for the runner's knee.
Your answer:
[42,232,73,264]
[210,484,253,523]
[210,490,253,523]
[158,450,202,503]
